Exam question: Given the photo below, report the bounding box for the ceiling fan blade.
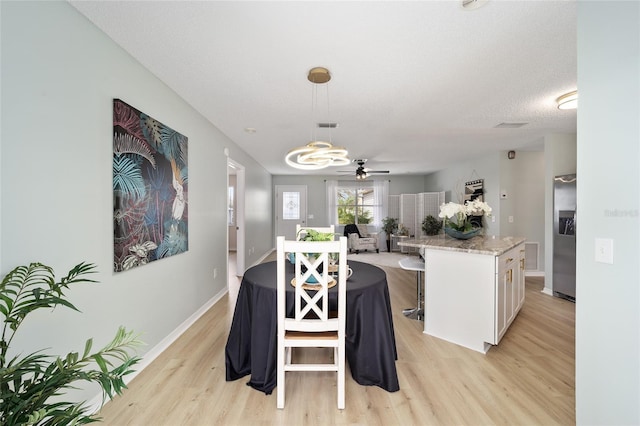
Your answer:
[366,170,390,174]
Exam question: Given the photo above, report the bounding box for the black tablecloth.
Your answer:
[225,260,400,393]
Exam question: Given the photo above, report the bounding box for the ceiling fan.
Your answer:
[337,159,390,180]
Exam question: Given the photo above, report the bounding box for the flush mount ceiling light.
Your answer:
[556,90,578,110]
[461,0,489,10]
[285,67,349,170]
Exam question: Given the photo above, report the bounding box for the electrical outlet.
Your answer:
[508,216,514,223]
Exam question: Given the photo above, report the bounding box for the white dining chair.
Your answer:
[276,235,348,409]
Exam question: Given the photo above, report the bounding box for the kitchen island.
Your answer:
[399,234,526,353]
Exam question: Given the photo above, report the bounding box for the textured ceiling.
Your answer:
[69,0,577,177]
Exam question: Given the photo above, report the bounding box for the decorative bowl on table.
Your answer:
[444,227,482,240]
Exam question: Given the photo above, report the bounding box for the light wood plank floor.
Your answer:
[98,255,575,425]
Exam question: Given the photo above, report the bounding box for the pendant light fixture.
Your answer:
[285,67,349,170]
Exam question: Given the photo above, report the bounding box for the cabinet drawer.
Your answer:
[497,247,518,275]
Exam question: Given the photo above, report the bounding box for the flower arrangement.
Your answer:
[438,199,492,232]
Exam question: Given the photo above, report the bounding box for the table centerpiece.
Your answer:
[438,199,492,240]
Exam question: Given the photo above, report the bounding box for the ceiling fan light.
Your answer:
[556,90,578,110]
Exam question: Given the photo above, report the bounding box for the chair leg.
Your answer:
[403,271,424,321]
[337,345,345,409]
[277,346,285,409]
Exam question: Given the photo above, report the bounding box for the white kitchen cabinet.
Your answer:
[400,236,525,354]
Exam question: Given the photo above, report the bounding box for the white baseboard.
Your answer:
[87,286,229,414]
[541,287,553,296]
[525,271,545,277]
[254,249,273,267]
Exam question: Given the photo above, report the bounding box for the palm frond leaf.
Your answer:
[113,155,147,199]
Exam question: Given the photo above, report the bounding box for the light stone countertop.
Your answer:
[398,234,526,256]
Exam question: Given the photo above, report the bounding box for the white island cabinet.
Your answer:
[399,235,525,354]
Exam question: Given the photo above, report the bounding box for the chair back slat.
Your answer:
[276,237,347,332]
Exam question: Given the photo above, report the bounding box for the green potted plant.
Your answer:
[422,215,443,236]
[381,217,399,252]
[0,262,142,425]
[296,229,335,242]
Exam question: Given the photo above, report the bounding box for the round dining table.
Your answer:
[225,260,400,394]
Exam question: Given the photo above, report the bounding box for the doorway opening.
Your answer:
[228,158,245,293]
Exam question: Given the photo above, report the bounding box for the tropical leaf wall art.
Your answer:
[113,99,188,272]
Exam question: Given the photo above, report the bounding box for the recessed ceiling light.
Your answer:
[461,0,489,10]
[244,127,257,134]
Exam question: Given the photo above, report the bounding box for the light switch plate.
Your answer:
[595,238,614,264]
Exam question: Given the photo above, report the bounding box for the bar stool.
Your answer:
[398,256,424,321]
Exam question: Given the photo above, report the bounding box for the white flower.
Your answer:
[439,200,492,232]
[465,199,492,217]
[438,202,465,219]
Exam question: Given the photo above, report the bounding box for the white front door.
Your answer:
[275,185,307,240]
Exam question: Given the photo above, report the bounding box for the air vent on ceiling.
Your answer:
[495,122,528,129]
[317,122,339,128]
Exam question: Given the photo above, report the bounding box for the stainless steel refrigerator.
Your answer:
[553,173,576,301]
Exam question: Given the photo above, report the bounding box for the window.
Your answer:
[337,184,376,225]
[282,191,301,220]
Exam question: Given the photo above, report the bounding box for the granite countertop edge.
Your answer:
[397,235,526,256]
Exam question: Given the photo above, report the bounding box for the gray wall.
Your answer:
[1,1,272,404]
[499,151,545,267]
[576,2,639,423]
[423,152,502,236]
[423,149,549,273]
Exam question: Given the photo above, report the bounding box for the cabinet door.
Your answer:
[496,250,517,342]
[517,248,526,310]
[496,266,507,342]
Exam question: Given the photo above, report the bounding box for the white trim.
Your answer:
[88,288,228,414]
[541,287,554,296]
